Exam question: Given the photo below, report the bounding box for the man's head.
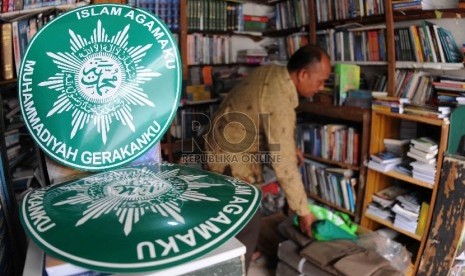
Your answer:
[287,45,331,98]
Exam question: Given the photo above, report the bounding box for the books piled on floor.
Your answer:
[407,137,438,185]
[368,150,403,172]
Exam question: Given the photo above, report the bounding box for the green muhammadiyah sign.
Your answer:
[19,4,181,171]
[20,163,261,273]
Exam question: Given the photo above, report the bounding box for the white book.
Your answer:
[407,151,437,164]
[409,146,438,159]
[392,204,419,220]
[368,160,401,173]
[412,171,436,185]
[410,137,438,152]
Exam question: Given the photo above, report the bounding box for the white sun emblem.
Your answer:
[53,168,223,236]
[39,20,161,144]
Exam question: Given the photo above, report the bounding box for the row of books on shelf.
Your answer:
[186,0,272,33]
[315,0,385,23]
[129,0,180,30]
[368,137,439,185]
[270,33,308,61]
[366,185,430,236]
[300,158,357,213]
[297,122,360,166]
[316,20,462,64]
[1,0,82,13]
[270,0,309,31]
[187,0,242,32]
[393,70,434,102]
[186,34,233,65]
[317,25,387,63]
[186,32,308,65]
[394,21,463,63]
[187,0,310,33]
[0,11,59,80]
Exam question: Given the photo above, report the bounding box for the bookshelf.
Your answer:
[304,1,465,274]
[361,110,449,274]
[297,101,371,223]
[0,1,91,275]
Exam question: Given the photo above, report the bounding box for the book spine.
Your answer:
[0,23,14,81]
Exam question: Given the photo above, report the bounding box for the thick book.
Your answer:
[411,137,438,152]
[416,201,430,236]
[0,23,14,80]
[333,63,360,105]
[409,146,438,159]
[368,159,401,172]
[370,150,403,164]
[372,185,408,206]
[407,151,437,164]
[438,27,463,63]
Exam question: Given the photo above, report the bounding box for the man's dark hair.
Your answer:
[287,45,329,72]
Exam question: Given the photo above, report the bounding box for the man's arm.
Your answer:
[261,89,316,236]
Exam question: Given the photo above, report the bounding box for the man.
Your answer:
[203,45,332,269]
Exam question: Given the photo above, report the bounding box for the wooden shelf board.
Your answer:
[393,8,465,21]
[396,61,464,70]
[262,26,308,37]
[372,110,447,126]
[304,154,360,170]
[307,193,355,217]
[364,213,422,241]
[180,98,221,107]
[316,14,386,29]
[187,62,261,67]
[332,61,388,66]
[297,102,369,122]
[380,170,435,189]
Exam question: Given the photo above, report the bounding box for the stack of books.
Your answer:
[368,150,403,172]
[392,192,421,234]
[403,103,451,119]
[407,137,438,185]
[371,96,410,114]
[366,185,408,221]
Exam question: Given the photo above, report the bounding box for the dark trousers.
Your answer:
[236,209,262,272]
[218,165,262,273]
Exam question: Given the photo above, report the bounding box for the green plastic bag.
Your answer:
[294,204,358,241]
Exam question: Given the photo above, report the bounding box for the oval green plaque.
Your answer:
[20,163,261,273]
[18,4,181,171]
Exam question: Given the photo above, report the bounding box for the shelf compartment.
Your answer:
[367,168,434,189]
[364,213,422,241]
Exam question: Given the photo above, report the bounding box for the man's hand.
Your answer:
[299,213,317,238]
[296,148,304,167]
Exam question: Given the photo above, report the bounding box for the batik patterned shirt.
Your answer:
[204,65,309,216]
